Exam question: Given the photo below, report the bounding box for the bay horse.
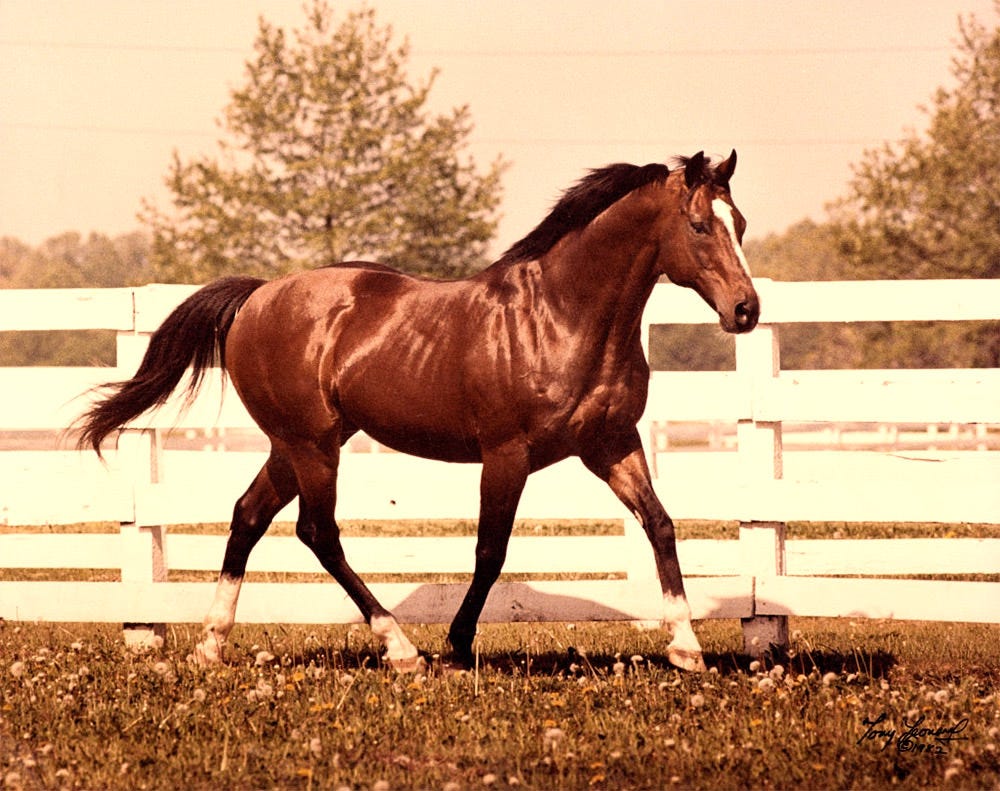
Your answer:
[78,150,758,672]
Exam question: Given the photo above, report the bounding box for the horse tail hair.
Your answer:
[76,276,266,457]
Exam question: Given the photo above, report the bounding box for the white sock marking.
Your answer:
[192,575,243,664]
[663,592,701,652]
[370,614,419,662]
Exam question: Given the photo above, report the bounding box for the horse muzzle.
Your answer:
[720,290,760,334]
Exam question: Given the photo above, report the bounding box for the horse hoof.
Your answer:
[433,653,475,676]
[668,646,707,673]
[386,653,427,674]
[188,641,223,666]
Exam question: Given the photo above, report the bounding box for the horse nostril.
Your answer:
[734,301,756,330]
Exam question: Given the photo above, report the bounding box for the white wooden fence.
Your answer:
[1,279,998,652]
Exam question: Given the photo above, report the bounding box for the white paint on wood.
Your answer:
[757,577,1000,623]
[0,577,754,624]
[2,279,999,633]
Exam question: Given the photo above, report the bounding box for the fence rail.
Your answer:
[1,279,999,650]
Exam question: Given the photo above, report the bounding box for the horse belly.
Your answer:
[336,376,483,463]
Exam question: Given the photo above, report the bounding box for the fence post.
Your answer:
[735,312,789,659]
[116,317,167,650]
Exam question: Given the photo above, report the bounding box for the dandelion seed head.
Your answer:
[9,661,24,679]
[543,727,566,750]
[690,693,706,708]
[254,650,275,667]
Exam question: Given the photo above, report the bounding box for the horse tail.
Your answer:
[76,276,266,456]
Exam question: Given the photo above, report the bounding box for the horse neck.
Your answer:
[539,190,664,343]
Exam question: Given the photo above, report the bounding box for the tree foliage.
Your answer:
[724,9,1000,370]
[142,2,506,283]
[829,5,1000,280]
[0,232,153,365]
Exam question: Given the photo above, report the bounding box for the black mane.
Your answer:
[497,162,670,265]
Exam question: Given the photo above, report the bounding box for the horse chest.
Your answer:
[567,378,644,431]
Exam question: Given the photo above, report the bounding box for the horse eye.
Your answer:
[691,219,710,235]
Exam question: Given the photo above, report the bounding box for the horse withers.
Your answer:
[77,150,758,672]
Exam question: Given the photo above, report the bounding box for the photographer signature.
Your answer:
[857,712,969,755]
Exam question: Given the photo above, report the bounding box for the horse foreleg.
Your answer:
[190,452,297,664]
[448,443,529,666]
[584,436,706,672]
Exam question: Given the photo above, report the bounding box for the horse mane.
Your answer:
[496,162,671,265]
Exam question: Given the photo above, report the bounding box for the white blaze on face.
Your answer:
[711,198,752,278]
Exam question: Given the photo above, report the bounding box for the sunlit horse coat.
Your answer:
[79,151,758,671]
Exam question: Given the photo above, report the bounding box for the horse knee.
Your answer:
[295,515,317,548]
[296,517,345,564]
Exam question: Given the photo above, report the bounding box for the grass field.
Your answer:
[2,519,998,788]
[2,617,998,790]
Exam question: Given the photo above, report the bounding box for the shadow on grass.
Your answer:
[266,640,900,680]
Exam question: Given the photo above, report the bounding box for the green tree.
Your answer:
[743,220,852,282]
[142,2,506,283]
[830,6,1000,280]
[0,231,153,365]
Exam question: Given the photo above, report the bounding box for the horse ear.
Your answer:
[684,151,707,189]
[714,149,737,188]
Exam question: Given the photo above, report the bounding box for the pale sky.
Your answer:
[1,0,996,259]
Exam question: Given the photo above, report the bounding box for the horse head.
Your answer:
[657,150,759,334]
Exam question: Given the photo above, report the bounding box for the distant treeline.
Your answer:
[1,225,996,370]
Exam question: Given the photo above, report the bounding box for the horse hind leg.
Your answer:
[287,440,422,671]
[190,451,297,664]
